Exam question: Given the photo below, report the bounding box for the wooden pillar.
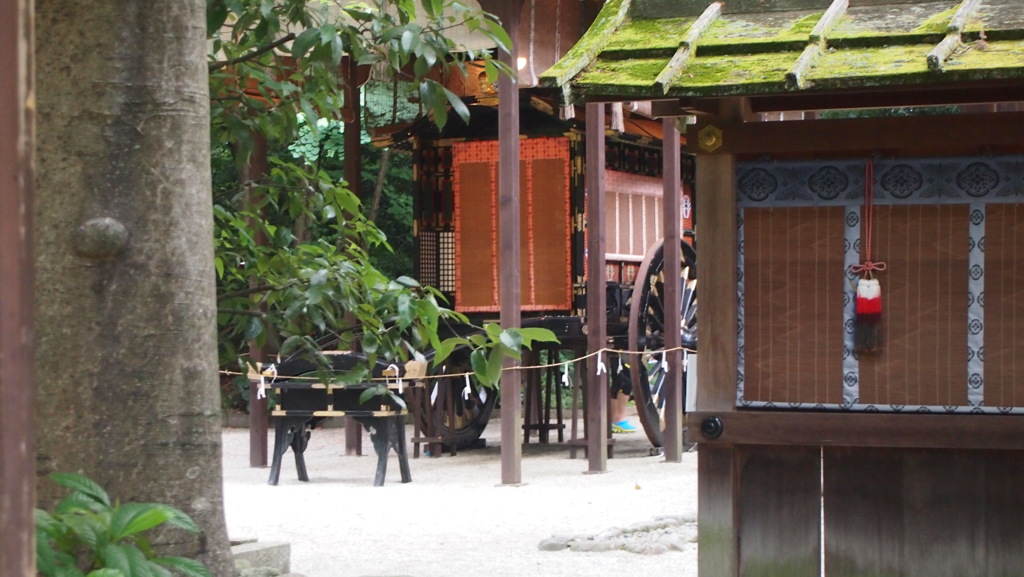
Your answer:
[0,0,35,573]
[692,99,742,576]
[343,55,364,457]
[497,1,523,485]
[585,102,608,472]
[243,134,270,467]
[661,117,684,461]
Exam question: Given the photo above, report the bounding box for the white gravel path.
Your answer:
[222,415,699,577]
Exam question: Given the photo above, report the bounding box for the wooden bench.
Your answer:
[267,378,419,487]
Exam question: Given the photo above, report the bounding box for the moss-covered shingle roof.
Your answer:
[539,0,1024,107]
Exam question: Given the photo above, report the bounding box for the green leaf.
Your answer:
[100,543,154,577]
[499,329,522,353]
[361,332,379,354]
[206,0,228,37]
[109,504,190,542]
[396,293,413,329]
[244,316,264,341]
[49,473,111,509]
[358,385,384,405]
[443,86,470,125]
[395,276,420,288]
[484,18,513,54]
[400,29,416,53]
[62,515,105,550]
[433,337,467,367]
[470,349,488,384]
[85,570,127,577]
[292,27,321,58]
[484,323,502,341]
[55,492,108,515]
[517,327,560,346]
[485,347,505,386]
[152,556,212,577]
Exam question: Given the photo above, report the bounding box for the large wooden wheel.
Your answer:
[627,240,697,448]
[427,348,496,451]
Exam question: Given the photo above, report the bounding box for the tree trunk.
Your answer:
[33,1,234,574]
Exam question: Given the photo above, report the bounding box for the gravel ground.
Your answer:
[222,414,699,577]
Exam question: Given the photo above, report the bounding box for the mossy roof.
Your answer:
[539,0,1024,105]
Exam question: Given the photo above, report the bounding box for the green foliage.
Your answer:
[207,0,540,396]
[36,473,211,577]
[434,324,560,389]
[208,0,513,155]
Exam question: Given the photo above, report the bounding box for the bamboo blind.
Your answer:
[452,138,572,313]
[742,207,846,406]
[857,205,968,409]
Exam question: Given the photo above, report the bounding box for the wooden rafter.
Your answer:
[926,0,983,71]
[654,2,722,94]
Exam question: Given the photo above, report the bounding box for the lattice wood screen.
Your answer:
[452,137,571,313]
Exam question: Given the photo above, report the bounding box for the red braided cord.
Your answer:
[850,159,887,276]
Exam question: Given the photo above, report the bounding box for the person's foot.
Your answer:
[612,420,636,433]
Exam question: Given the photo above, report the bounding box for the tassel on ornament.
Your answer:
[854,276,882,353]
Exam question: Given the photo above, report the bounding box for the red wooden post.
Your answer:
[585,102,608,472]
[0,0,36,574]
[661,118,684,461]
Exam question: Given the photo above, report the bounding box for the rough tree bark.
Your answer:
[33,1,234,574]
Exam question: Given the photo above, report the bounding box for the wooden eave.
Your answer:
[538,0,1024,112]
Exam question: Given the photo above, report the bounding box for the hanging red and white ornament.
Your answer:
[850,159,887,354]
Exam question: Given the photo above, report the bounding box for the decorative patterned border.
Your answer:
[967,203,985,408]
[737,156,1024,208]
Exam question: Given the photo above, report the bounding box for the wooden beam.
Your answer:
[0,0,35,574]
[496,1,524,485]
[585,102,608,472]
[688,411,1024,450]
[647,83,1024,117]
[687,111,1024,156]
[661,118,683,461]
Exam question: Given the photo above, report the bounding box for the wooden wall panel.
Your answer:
[825,447,1024,577]
[984,452,1024,575]
[980,204,1024,409]
[824,447,906,577]
[738,446,821,577]
[858,205,968,409]
[743,207,844,406]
